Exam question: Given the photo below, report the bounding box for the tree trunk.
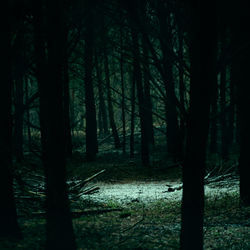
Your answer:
[209,81,218,154]
[228,65,235,147]
[157,1,181,160]
[178,29,185,156]
[232,4,250,206]
[25,77,32,152]
[180,2,217,249]
[0,1,21,239]
[120,28,126,153]
[13,77,24,162]
[84,2,98,161]
[34,1,76,248]
[130,67,136,158]
[220,63,228,159]
[131,30,150,167]
[142,42,154,146]
[63,28,73,158]
[103,50,121,148]
[95,54,109,136]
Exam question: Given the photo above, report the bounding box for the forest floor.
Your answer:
[1,139,250,249]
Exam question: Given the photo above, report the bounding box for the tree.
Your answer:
[180,1,217,249]
[84,0,98,161]
[127,0,150,167]
[33,0,76,248]
[63,27,73,158]
[103,46,121,149]
[0,1,21,239]
[95,53,109,137]
[156,0,181,160]
[232,2,250,206]
[13,32,25,162]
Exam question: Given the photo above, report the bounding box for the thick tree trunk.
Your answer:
[34,1,76,249]
[0,2,21,239]
[84,2,98,161]
[232,5,250,206]
[180,2,217,249]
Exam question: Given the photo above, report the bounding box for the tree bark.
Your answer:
[13,78,24,162]
[142,42,154,146]
[209,81,218,154]
[0,1,21,239]
[220,62,228,159]
[232,3,250,206]
[131,30,150,167]
[84,1,98,161]
[34,1,76,248]
[157,1,181,160]
[120,28,126,153]
[63,28,73,158]
[95,53,109,136]
[180,2,217,249]
[130,67,136,158]
[103,49,121,148]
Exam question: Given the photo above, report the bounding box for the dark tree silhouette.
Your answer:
[156,0,181,160]
[0,1,21,239]
[232,2,250,206]
[103,47,121,148]
[63,27,73,158]
[95,54,109,136]
[33,0,76,248]
[180,1,217,249]
[84,0,98,161]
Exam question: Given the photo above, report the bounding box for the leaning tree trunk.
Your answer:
[180,2,217,249]
[0,1,21,239]
[34,1,76,249]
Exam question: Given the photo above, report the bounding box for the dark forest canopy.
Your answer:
[0,0,250,249]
